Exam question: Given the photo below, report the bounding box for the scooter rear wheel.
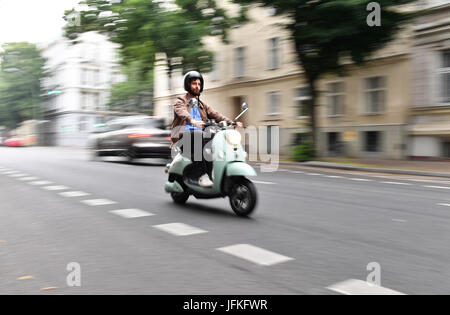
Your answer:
[229,178,257,217]
[171,192,189,205]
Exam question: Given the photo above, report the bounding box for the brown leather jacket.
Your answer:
[171,94,233,145]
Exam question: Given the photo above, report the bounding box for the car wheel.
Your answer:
[127,147,137,163]
[90,146,101,161]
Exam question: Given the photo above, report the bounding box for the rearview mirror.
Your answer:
[234,102,249,122]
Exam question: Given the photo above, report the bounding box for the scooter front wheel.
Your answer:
[171,192,189,205]
[229,178,257,217]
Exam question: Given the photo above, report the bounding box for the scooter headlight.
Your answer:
[226,130,242,146]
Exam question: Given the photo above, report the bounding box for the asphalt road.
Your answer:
[0,146,449,295]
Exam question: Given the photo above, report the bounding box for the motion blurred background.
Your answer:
[0,0,448,162]
[0,0,449,295]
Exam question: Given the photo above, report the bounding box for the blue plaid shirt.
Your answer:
[184,97,202,131]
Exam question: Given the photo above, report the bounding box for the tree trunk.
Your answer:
[295,39,319,158]
[306,77,318,158]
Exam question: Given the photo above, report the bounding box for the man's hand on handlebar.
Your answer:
[191,120,204,129]
[235,122,244,128]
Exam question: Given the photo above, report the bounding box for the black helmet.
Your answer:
[184,71,204,96]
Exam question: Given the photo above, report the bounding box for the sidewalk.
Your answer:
[276,157,450,178]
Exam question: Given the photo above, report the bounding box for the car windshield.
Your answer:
[105,117,166,131]
[133,118,166,129]
[145,118,166,129]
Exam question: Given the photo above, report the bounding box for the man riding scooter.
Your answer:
[166,71,257,217]
[171,71,243,187]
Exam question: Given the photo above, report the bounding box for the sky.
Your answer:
[0,0,82,47]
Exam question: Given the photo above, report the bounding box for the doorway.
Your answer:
[442,139,450,158]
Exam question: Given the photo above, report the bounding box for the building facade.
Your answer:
[41,32,126,147]
[154,2,440,160]
[409,0,450,159]
[316,53,412,160]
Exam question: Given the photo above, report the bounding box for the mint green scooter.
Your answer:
[164,103,257,217]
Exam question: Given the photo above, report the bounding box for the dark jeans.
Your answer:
[178,130,213,179]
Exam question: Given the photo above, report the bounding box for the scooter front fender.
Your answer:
[226,162,257,177]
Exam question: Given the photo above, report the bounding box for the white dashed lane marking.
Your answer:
[253,180,276,185]
[29,181,53,186]
[110,209,154,219]
[217,244,294,266]
[381,181,413,186]
[325,175,344,178]
[2,171,19,175]
[81,199,117,206]
[9,173,28,178]
[438,203,450,207]
[327,279,406,295]
[43,185,69,191]
[59,191,90,198]
[423,185,450,190]
[18,177,39,181]
[153,223,208,236]
[348,178,373,182]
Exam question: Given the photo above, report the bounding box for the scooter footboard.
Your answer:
[165,181,184,193]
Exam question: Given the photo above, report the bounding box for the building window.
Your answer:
[328,132,342,155]
[235,47,246,78]
[112,71,122,84]
[438,50,450,104]
[88,93,93,111]
[94,93,100,111]
[267,91,281,115]
[81,69,88,86]
[81,69,100,86]
[210,54,220,81]
[268,38,280,70]
[266,125,277,154]
[81,92,88,111]
[364,131,382,152]
[94,70,100,86]
[265,7,277,17]
[442,140,450,158]
[294,87,310,118]
[364,76,386,114]
[79,117,88,132]
[327,82,345,116]
[81,43,95,61]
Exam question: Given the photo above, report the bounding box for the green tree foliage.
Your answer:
[63,0,242,111]
[0,42,48,129]
[63,0,243,82]
[292,141,315,162]
[108,60,153,113]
